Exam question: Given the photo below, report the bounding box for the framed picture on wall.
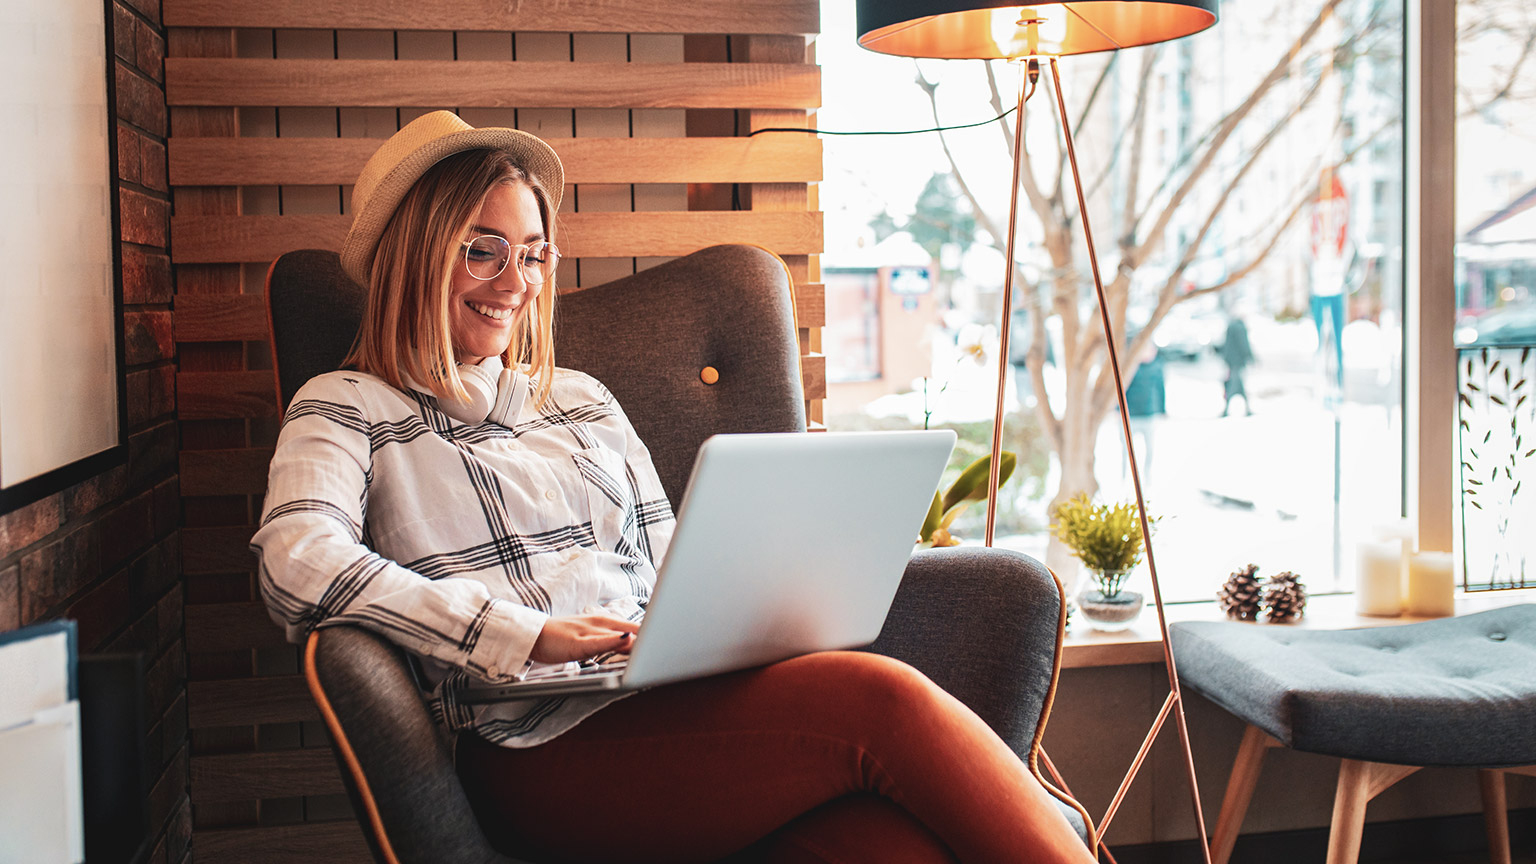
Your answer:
[0,0,127,513]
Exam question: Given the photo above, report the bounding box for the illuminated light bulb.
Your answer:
[989,6,1068,58]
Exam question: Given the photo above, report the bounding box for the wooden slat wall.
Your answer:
[166,4,820,858]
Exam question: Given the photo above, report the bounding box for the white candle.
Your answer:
[1374,519,1413,595]
[1356,540,1404,617]
[1406,551,1455,617]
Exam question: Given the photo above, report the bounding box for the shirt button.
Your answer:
[486,665,501,678]
[545,489,558,500]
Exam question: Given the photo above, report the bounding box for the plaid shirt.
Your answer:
[252,366,675,747]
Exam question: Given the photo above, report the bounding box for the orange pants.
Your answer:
[456,651,1092,864]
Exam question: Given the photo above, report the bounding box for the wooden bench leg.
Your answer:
[1326,760,1421,864]
[1482,769,1511,864]
[1210,724,1281,864]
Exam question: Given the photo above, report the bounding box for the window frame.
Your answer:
[1408,0,1456,556]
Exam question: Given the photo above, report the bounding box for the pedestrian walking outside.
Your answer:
[1220,315,1255,417]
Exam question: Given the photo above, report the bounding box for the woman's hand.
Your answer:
[530,614,640,664]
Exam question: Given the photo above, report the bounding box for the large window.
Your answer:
[1453,0,1536,589]
[820,0,1409,601]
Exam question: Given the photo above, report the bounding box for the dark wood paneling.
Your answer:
[185,601,286,653]
[178,371,280,419]
[162,0,819,35]
[800,354,826,401]
[192,748,343,803]
[166,59,821,110]
[175,294,269,343]
[172,211,825,263]
[193,821,371,864]
[189,675,316,728]
[183,525,257,575]
[180,448,274,497]
[174,279,824,344]
[795,283,825,330]
[170,136,822,187]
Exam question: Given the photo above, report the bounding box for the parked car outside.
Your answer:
[1455,302,1536,347]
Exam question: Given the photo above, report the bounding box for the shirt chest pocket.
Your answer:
[571,447,633,552]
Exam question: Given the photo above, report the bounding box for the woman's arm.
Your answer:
[252,376,549,681]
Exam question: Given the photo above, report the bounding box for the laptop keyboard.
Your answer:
[520,658,628,682]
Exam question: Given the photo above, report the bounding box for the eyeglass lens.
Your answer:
[463,236,559,284]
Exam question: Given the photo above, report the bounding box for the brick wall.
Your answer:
[0,0,187,861]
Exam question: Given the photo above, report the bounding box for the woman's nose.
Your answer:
[490,263,528,292]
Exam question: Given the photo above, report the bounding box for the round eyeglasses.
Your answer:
[459,236,561,284]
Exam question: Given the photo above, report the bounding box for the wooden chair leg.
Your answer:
[1481,769,1511,864]
[1326,760,1421,864]
[1210,724,1281,864]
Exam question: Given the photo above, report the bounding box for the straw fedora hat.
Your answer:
[340,110,564,286]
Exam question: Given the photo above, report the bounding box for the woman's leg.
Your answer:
[457,651,1093,864]
[751,794,958,864]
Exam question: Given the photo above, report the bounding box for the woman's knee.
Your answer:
[786,652,952,723]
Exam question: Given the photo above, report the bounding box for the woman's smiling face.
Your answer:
[449,181,545,366]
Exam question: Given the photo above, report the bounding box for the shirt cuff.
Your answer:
[468,598,548,682]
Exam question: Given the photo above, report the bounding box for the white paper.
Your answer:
[0,0,118,489]
[0,700,84,864]
[0,630,70,732]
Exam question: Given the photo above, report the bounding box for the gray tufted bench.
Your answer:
[1171,605,1536,864]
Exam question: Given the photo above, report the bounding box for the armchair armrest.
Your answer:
[306,627,523,864]
[864,546,1067,760]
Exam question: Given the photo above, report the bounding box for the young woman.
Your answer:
[254,111,1095,864]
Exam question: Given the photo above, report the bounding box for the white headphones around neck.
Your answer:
[418,356,528,427]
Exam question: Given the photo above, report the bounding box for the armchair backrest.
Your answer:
[265,244,806,509]
[552,244,806,505]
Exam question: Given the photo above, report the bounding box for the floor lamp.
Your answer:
[855,3,1220,861]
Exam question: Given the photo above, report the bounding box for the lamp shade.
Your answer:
[857,1,1219,59]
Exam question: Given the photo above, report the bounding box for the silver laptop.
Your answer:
[458,429,956,702]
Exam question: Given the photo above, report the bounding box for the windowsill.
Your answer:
[1061,587,1536,669]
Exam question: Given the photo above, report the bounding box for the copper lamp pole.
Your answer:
[983,59,1033,548]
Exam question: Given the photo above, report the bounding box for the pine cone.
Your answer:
[1263,571,1307,622]
[1217,564,1263,620]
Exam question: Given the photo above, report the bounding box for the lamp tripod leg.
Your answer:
[984,61,1035,547]
[1046,56,1212,864]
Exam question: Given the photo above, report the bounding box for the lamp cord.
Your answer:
[747,105,1019,137]
[750,59,1042,137]
[733,61,1040,210]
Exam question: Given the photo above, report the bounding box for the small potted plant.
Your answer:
[1050,492,1154,631]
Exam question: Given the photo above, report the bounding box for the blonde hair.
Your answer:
[344,148,558,408]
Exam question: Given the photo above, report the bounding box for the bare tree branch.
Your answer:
[1095,83,1340,417]
[1116,48,1159,253]
[923,63,1065,447]
[984,62,1059,240]
[1126,0,1347,272]
[915,66,1010,249]
[1187,114,1398,302]
[1459,27,1536,117]
[1052,54,1119,207]
[1085,46,1160,210]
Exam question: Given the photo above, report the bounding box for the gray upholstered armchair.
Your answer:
[265,244,1091,863]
